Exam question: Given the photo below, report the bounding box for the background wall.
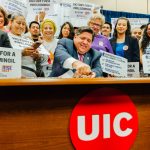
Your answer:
[63,0,150,14]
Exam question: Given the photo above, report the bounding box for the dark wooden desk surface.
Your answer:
[0,78,150,150]
[0,77,150,86]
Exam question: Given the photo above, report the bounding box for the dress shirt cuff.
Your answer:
[63,57,77,69]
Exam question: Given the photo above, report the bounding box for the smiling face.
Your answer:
[131,28,142,40]
[116,19,128,35]
[10,16,26,36]
[89,18,102,35]
[146,24,150,37]
[62,23,70,38]
[0,11,4,29]
[102,23,112,38]
[74,32,92,55]
[30,23,40,37]
[42,23,55,40]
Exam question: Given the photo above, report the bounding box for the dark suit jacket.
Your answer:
[109,36,140,62]
[50,38,103,77]
[0,30,12,48]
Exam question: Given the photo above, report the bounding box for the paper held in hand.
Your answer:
[100,51,128,77]
[142,54,150,74]
[8,34,49,55]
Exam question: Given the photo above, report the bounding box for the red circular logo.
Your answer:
[70,88,138,150]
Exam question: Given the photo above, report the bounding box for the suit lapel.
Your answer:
[83,53,91,65]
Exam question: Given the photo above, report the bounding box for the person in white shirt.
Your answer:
[40,19,58,77]
[8,13,42,77]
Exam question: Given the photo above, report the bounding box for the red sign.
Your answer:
[70,88,138,150]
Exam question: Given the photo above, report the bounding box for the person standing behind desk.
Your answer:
[110,17,139,62]
[8,13,41,78]
[58,22,74,40]
[88,13,113,54]
[50,26,103,78]
[139,23,150,76]
[101,21,112,39]
[40,19,58,77]
[25,21,40,42]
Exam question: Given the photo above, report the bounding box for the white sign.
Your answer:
[59,2,72,25]
[100,51,128,77]
[0,47,21,78]
[8,34,49,55]
[26,0,61,36]
[8,34,33,50]
[127,62,140,78]
[71,2,94,27]
[0,0,27,17]
[142,54,150,74]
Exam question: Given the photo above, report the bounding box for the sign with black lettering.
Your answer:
[100,51,127,77]
[128,62,140,78]
[0,47,21,78]
[8,34,49,55]
[142,54,150,74]
[0,0,27,17]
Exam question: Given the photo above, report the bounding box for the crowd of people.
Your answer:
[0,5,148,78]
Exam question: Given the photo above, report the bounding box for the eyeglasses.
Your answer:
[90,21,102,28]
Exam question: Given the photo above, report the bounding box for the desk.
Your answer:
[0,78,149,150]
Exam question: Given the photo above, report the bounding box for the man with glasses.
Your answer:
[88,13,113,54]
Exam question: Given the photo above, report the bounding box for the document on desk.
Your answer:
[58,70,74,78]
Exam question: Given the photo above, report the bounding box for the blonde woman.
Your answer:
[88,13,113,54]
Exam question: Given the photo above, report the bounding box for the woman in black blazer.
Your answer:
[109,17,140,62]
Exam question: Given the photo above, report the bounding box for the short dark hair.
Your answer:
[75,26,95,41]
[140,24,146,30]
[104,21,112,30]
[29,21,40,29]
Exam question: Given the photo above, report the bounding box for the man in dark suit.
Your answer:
[0,30,12,48]
[50,26,103,78]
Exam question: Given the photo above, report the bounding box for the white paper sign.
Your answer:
[26,0,61,36]
[0,47,21,78]
[8,34,49,55]
[59,2,72,25]
[127,62,140,78]
[0,0,27,17]
[71,2,94,27]
[142,54,150,73]
[100,51,128,77]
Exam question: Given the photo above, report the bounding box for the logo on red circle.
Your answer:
[70,88,138,150]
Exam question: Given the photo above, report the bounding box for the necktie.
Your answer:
[79,54,84,62]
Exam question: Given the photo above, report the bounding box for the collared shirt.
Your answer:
[91,34,114,54]
[63,53,84,69]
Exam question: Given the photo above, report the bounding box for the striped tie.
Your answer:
[79,54,84,62]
